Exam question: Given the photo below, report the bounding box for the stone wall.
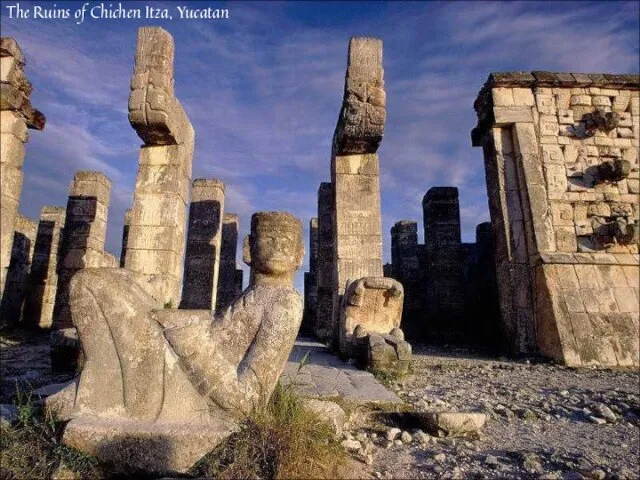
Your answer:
[0,37,45,296]
[216,213,242,311]
[119,208,131,268]
[52,171,111,330]
[22,206,65,329]
[472,72,639,366]
[180,179,225,309]
[0,214,36,326]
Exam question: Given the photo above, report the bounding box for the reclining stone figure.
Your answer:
[47,211,304,473]
[338,277,411,376]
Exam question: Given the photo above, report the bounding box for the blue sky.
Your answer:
[1,0,639,291]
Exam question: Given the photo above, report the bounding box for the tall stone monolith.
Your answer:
[180,179,225,309]
[124,27,194,306]
[22,206,65,329]
[390,220,421,339]
[1,37,45,296]
[216,213,242,311]
[302,217,318,335]
[330,37,386,340]
[119,208,131,267]
[52,171,111,330]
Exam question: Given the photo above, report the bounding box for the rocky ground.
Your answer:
[1,331,639,479]
[343,345,640,480]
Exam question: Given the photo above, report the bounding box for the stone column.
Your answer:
[330,37,386,342]
[52,171,111,330]
[390,220,421,338]
[0,38,45,295]
[216,213,242,311]
[0,214,36,326]
[119,208,131,268]
[302,218,318,335]
[314,182,335,342]
[422,187,466,342]
[125,27,194,306]
[180,179,225,309]
[22,206,65,329]
[472,71,639,366]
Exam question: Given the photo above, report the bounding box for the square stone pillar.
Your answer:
[0,37,45,295]
[302,217,318,335]
[180,179,225,309]
[329,37,386,344]
[216,213,242,311]
[422,187,467,342]
[390,220,421,338]
[0,214,36,326]
[22,206,65,329]
[125,27,194,306]
[314,182,335,342]
[52,171,111,330]
[472,71,639,366]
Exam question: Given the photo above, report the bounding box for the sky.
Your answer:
[1,0,639,291]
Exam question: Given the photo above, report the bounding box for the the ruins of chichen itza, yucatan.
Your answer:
[0,13,638,480]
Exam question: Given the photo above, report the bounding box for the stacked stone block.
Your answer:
[472,72,639,366]
[390,220,421,338]
[330,37,386,342]
[216,213,242,311]
[422,187,467,342]
[302,218,318,335]
[0,214,36,326]
[314,182,335,341]
[180,179,225,309]
[22,207,65,329]
[0,37,45,296]
[52,171,111,330]
[125,27,194,306]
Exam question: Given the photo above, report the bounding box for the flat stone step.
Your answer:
[282,337,402,404]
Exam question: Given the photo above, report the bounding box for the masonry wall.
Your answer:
[216,213,242,312]
[390,220,421,339]
[302,218,318,335]
[472,72,639,366]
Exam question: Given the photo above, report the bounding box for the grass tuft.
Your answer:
[190,381,348,479]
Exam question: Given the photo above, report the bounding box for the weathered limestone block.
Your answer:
[216,213,242,312]
[0,38,45,296]
[125,27,194,306]
[332,37,385,156]
[48,211,304,473]
[22,207,65,329]
[52,171,111,331]
[180,179,225,309]
[338,277,410,376]
[472,71,639,365]
[0,214,36,327]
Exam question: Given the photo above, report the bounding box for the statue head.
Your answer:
[243,212,304,287]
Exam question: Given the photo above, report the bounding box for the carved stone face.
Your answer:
[243,212,304,278]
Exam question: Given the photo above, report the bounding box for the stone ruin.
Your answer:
[472,72,639,366]
[125,26,194,307]
[302,37,412,375]
[216,213,244,311]
[48,211,304,473]
[0,37,45,309]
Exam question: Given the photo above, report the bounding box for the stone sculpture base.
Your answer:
[63,416,238,474]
